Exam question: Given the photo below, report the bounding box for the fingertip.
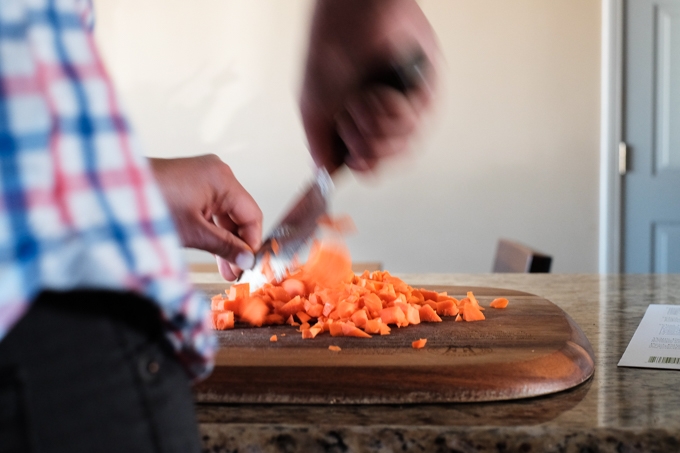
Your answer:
[235,250,255,270]
[216,256,237,281]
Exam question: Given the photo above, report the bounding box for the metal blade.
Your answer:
[239,167,333,288]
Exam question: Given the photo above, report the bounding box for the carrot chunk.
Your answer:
[412,338,427,349]
[328,345,342,352]
[490,298,509,309]
[270,335,278,342]
[418,304,442,322]
[211,234,500,340]
[240,297,268,327]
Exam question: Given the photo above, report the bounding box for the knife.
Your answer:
[240,49,429,288]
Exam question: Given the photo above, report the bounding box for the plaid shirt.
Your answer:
[0,0,215,379]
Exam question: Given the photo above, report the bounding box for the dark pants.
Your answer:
[0,290,202,453]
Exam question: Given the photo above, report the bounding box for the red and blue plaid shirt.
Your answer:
[0,0,215,378]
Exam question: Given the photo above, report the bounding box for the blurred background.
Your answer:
[93,0,601,274]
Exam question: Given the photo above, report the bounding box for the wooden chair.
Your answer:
[492,239,552,273]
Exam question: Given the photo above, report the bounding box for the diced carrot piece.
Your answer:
[328,345,341,352]
[490,298,509,309]
[286,315,299,326]
[329,322,344,337]
[333,301,357,319]
[266,286,291,303]
[418,304,442,322]
[240,297,268,327]
[380,306,406,326]
[296,311,312,323]
[379,323,391,335]
[212,311,234,330]
[270,335,278,342]
[228,283,250,301]
[265,313,285,325]
[282,278,306,298]
[306,303,324,318]
[322,302,335,317]
[362,293,383,318]
[378,284,398,303]
[350,309,369,328]
[364,318,381,334]
[436,300,458,317]
[461,303,486,322]
[342,322,372,338]
[278,296,305,318]
[271,239,280,255]
[301,243,353,289]
[419,289,439,301]
[455,313,462,322]
[412,338,427,349]
[467,291,485,311]
[405,304,421,325]
[422,300,438,310]
[309,325,323,338]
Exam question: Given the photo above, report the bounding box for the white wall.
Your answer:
[94,0,601,273]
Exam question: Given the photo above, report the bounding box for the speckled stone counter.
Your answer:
[192,273,680,453]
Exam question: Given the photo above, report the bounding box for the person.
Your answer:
[0,0,438,452]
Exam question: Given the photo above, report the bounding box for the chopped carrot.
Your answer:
[239,297,268,327]
[412,338,427,349]
[270,335,278,342]
[490,298,509,309]
[418,304,442,322]
[282,279,306,298]
[328,345,341,352]
[278,296,305,318]
[379,306,407,327]
[211,229,501,339]
[466,291,485,311]
[229,283,250,302]
[271,239,280,255]
[212,311,234,330]
[460,302,486,322]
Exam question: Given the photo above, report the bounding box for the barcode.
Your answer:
[648,356,680,364]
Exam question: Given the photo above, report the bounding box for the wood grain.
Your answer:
[193,285,595,404]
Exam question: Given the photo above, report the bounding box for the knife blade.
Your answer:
[239,49,429,288]
[239,167,333,288]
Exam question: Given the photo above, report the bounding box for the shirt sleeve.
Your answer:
[0,0,216,380]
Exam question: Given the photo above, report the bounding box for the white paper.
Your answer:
[618,304,680,370]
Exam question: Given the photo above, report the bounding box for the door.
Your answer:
[624,0,680,273]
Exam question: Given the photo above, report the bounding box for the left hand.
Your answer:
[300,0,439,174]
[150,155,263,281]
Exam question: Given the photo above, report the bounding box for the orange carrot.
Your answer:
[490,297,509,309]
[328,345,341,352]
[211,230,503,340]
[412,338,427,349]
[212,311,234,330]
[271,239,280,255]
[240,296,268,327]
[270,335,278,342]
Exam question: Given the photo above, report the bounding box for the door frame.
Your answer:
[599,0,624,273]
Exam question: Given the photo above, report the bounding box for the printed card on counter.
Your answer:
[618,304,680,370]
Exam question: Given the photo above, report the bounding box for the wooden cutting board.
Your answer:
[193,285,595,404]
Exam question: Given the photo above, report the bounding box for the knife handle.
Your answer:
[329,48,429,172]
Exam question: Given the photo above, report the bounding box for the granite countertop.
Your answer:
[191,273,680,453]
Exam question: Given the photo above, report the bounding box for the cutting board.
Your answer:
[193,285,595,404]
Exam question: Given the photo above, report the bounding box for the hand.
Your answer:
[150,155,263,281]
[300,0,439,173]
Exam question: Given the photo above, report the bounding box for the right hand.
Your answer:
[150,155,263,281]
